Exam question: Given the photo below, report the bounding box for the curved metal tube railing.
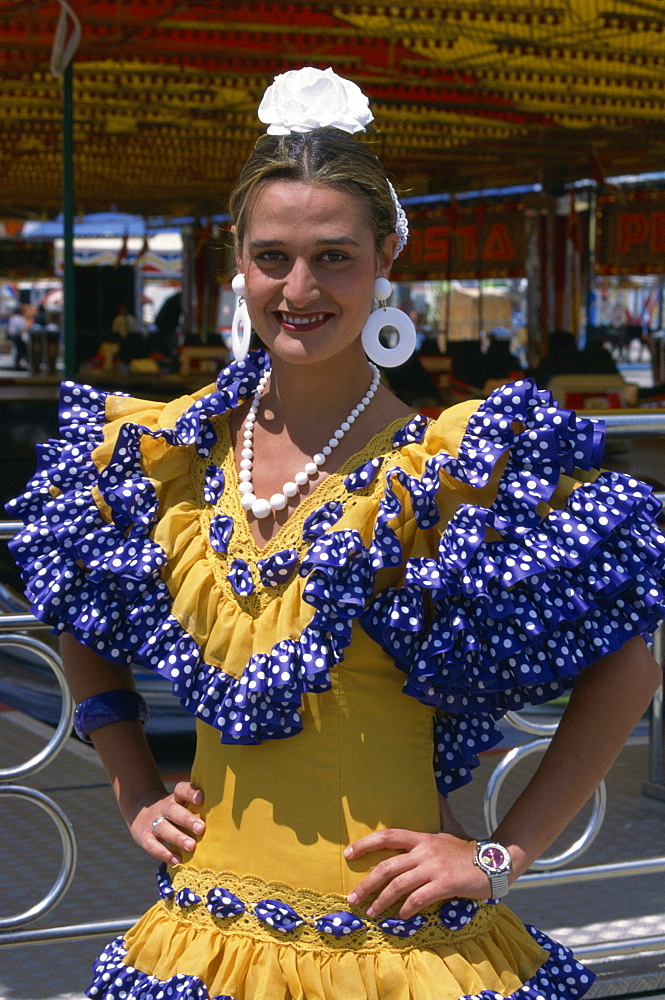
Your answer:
[592,409,665,438]
[484,738,608,869]
[0,634,74,781]
[0,785,77,930]
[0,629,78,928]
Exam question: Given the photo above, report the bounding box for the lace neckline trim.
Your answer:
[212,411,415,560]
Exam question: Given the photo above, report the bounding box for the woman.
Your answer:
[7,68,664,1000]
[7,304,28,369]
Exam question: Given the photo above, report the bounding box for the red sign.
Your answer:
[392,202,526,281]
[596,191,665,275]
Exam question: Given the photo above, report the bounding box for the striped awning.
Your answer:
[1,1,664,218]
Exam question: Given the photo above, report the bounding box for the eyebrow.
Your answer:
[248,236,362,251]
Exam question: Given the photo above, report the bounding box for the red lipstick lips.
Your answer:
[277,311,332,332]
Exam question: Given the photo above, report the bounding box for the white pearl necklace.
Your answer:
[238,364,381,519]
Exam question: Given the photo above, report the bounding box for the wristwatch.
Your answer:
[473,839,512,898]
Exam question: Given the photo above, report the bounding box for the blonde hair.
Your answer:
[229,128,397,253]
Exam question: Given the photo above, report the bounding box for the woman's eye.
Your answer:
[320,250,349,263]
[255,251,285,262]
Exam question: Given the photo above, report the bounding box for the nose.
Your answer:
[282,257,320,309]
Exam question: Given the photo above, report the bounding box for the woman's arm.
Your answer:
[492,634,662,876]
[345,635,662,918]
[60,632,205,863]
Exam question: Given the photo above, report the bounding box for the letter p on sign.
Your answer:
[617,212,648,255]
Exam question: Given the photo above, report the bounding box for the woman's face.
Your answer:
[238,180,397,367]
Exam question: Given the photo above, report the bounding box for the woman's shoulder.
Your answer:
[391,376,607,487]
[376,395,484,481]
[63,351,272,465]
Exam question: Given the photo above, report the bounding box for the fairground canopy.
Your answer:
[1,0,665,219]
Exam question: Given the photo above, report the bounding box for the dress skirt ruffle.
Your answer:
[87,902,594,1000]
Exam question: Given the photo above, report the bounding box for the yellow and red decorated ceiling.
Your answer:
[1,0,665,218]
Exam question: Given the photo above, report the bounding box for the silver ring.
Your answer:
[151,815,167,834]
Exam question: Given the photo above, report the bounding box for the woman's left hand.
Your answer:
[344,829,489,920]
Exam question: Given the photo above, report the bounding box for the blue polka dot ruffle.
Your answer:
[392,412,429,447]
[302,500,344,540]
[226,558,255,596]
[6,365,665,785]
[204,464,225,505]
[360,381,665,792]
[258,549,299,587]
[155,862,488,940]
[209,514,234,555]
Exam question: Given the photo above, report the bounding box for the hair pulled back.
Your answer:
[230,128,397,254]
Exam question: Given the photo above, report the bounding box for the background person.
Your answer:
[29,302,48,374]
[534,329,585,388]
[111,303,143,368]
[111,302,137,339]
[7,305,28,369]
[44,310,61,375]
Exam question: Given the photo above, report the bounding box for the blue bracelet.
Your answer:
[73,690,149,743]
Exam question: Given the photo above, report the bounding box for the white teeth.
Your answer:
[281,313,326,326]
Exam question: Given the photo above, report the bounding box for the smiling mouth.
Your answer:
[276,311,332,331]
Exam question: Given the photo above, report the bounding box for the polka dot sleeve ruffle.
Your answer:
[364,379,665,793]
[4,354,360,747]
[4,357,269,671]
[5,380,139,657]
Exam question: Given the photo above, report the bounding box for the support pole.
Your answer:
[62,61,76,380]
[643,622,664,802]
[583,185,598,352]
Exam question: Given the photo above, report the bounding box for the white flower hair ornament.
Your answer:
[257,66,408,257]
[258,66,373,135]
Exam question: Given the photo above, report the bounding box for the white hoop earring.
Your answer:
[232,300,252,362]
[361,278,417,368]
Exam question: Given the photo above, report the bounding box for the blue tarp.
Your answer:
[22,212,184,239]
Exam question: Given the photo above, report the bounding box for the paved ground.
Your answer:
[0,703,663,1000]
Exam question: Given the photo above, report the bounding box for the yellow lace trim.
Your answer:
[190,412,413,618]
[160,865,500,954]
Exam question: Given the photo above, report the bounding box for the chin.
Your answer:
[263,331,361,368]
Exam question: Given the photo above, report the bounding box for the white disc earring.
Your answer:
[231,273,252,362]
[361,277,417,368]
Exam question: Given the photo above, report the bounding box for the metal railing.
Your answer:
[1,406,664,959]
[0,631,76,933]
[593,409,665,438]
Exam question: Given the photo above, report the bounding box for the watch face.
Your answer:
[478,844,508,871]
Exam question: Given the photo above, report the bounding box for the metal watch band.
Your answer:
[487,870,510,898]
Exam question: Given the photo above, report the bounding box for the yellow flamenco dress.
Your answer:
[8,350,665,1000]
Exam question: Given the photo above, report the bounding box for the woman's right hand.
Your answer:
[126,781,206,864]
